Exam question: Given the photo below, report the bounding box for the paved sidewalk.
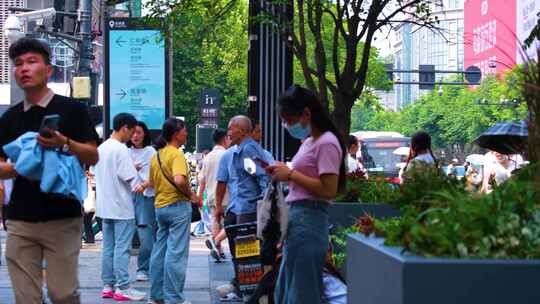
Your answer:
[0,229,213,304]
[209,254,242,304]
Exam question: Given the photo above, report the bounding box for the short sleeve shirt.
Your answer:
[230,138,271,214]
[0,95,99,222]
[347,155,358,173]
[149,145,190,208]
[217,146,237,212]
[94,138,138,220]
[129,146,156,197]
[287,131,342,203]
[200,145,228,206]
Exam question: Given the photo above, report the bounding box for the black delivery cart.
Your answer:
[225,222,264,301]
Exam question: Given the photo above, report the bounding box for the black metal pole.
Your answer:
[77,0,97,105]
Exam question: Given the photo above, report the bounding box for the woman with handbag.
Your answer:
[266,85,346,304]
[144,118,199,304]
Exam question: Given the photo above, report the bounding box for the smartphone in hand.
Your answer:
[39,114,60,138]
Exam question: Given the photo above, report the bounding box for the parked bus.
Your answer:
[352,131,410,177]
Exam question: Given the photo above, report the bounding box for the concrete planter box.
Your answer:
[347,234,540,304]
[329,202,399,229]
[329,203,400,279]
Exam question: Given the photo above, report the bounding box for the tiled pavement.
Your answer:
[0,227,237,304]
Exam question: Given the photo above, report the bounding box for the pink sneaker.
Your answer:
[101,285,114,298]
[113,287,146,301]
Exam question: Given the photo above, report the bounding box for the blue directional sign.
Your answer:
[105,19,169,133]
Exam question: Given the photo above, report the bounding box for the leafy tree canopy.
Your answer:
[143,0,249,150]
[351,68,527,156]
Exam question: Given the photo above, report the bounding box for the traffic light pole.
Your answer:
[78,0,98,106]
[8,2,97,105]
[387,66,482,87]
[392,81,476,85]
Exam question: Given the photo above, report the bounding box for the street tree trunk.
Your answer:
[520,47,540,180]
[331,92,354,139]
[525,50,540,163]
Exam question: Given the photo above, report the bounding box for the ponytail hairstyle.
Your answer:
[404,131,438,171]
[278,85,347,192]
[155,117,185,150]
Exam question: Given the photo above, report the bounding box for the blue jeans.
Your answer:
[134,193,156,274]
[101,218,136,289]
[149,201,192,303]
[193,219,207,235]
[274,200,329,304]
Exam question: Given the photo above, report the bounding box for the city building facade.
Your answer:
[393,0,539,110]
[393,0,464,109]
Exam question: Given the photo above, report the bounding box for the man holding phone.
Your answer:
[0,38,99,303]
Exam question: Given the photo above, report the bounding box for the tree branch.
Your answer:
[322,1,347,88]
[306,0,329,107]
[353,27,376,98]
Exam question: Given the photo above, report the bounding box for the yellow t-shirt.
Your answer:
[149,145,190,208]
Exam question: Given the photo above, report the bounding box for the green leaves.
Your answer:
[144,0,248,150]
[353,69,528,152]
[379,164,540,259]
[335,175,398,203]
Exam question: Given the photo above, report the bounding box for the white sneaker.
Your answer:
[216,283,236,298]
[136,272,149,281]
[219,292,241,301]
[113,287,146,301]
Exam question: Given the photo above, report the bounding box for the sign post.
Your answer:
[196,88,220,153]
[198,88,220,126]
[104,18,171,137]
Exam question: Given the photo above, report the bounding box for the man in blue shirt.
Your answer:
[216,145,237,221]
[227,115,271,222]
[213,116,271,300]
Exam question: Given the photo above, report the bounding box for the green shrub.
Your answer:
[331,225,359,268]
[336,175,398,203]
[380,164,540,259]
[393,163,467,211]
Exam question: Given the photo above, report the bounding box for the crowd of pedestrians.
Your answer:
[0,37,350,304]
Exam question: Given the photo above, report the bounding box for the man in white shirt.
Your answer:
[198,129,230,261]
[93,113,145,301]
[347,135,359,174]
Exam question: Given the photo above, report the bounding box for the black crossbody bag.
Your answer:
[156,151,201,223]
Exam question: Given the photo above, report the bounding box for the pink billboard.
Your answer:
[464,0,517,77]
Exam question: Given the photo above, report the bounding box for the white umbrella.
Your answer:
[393,147,410,156]
[465,154,485,165]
